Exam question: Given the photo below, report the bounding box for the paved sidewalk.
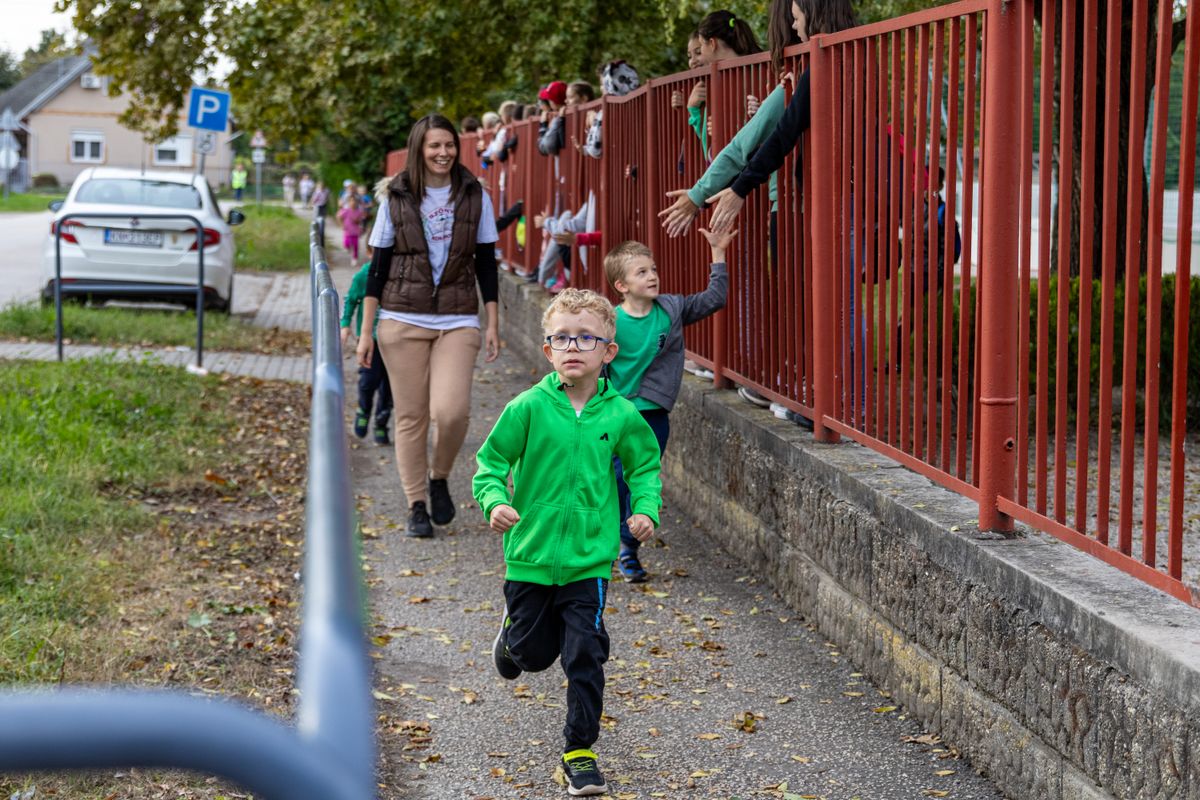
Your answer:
[0,341,310,382]
[351,354,1006,800]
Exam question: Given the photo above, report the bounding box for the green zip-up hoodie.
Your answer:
[473,372,663,586]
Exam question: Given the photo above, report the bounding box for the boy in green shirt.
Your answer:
[604,228,732,582]
[473,289,662,797]
[339,248,392,445]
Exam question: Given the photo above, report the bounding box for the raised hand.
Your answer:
[658,189,700,238]
[705,187,745,235]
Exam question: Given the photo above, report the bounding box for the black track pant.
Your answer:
[503,578,610,751]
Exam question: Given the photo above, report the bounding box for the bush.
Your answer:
[1027,272,1200,430]
[31,172,59,189]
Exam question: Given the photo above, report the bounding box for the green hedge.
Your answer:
[1026,272,1200,430]
[909,272,1200,430]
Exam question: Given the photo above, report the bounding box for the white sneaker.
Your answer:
[769,402,790,420]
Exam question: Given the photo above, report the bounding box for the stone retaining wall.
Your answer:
[498,273,1200,800]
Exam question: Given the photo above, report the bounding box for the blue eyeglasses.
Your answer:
[545,333,611,351]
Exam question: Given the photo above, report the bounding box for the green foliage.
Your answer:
[57,0,771,178]
[0,359,230,682]
[19,29,73,76]
[0,50,20,91]
[0,301,303,349]
[232,205,311,272]
[1027,272,1200,429]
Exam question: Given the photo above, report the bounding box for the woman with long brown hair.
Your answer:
[357,114,501,538]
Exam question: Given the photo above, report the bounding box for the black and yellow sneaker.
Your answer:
[492,609,521,680]
[561,749,606,796]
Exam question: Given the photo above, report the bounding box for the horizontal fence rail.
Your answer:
[0,219,376,797]
[388,0,1199,606]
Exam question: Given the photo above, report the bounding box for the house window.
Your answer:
[152,135,193,167]
[70,131,104,163]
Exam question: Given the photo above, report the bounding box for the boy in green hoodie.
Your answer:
[473,288,662,797]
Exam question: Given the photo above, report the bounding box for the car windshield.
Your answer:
[75,178,202,209]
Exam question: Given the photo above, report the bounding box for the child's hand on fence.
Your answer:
[699,226,737,261]
[705,187,745,235]
[746,94,760,118]
[626,514,655,542]
[658,189,700,238]
[688,81,707,109]
[490,504,521,534]
[671,89,685,109]
[534,211,548,229]
[552,230,576,246]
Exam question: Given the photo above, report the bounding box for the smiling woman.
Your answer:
[355,114,501,539]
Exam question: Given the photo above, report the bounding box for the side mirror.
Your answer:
[227,209,245,226]
[48,200,63,212]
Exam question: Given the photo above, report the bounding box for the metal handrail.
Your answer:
[0,218,376,800]
[53,212,207,369]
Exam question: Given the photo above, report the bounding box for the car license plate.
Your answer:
[104,228,163,248]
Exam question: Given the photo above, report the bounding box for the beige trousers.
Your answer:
[377,320,481,508]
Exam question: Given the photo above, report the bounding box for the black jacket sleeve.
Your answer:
[730,70,812,198]
[365,245,393,299]
[475,242,498,304]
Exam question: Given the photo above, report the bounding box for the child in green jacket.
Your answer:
[473,288,662,797]
[340,248,392,445]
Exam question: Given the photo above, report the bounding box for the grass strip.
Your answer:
[0,193,64,213]
[0,302,310,355]
[233,204,311,272]
[0,359,238,682]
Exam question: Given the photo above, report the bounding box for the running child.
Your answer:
[338,195,367,260]
[340,245,392,445]
[605,228,732,582]
[473,288,662,797]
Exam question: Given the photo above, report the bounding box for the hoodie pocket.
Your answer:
[570,506,612,567]
[505,501,560,566]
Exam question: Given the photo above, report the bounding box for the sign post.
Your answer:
[250,130,268,206]
[187,87,231,187]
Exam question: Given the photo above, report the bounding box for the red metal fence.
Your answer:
[385,0,1199,606]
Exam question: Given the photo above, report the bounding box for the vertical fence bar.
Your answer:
[1141,0,1174,566]
[810,35,839,443]
[1016,0,1034,502]
[1034,1,1055,516]
[708,62,730,391]
[1074,0,1099,534]
[1118,0,1150,553]
[1168,0,1199,579]
[1096,0,1125,546]
[1053,0,1077,523]
[976,0,1021,531]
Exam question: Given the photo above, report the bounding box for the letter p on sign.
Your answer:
[187,87,231,132]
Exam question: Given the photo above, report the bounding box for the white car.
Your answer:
[43,167,244,312]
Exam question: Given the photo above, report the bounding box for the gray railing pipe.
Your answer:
[299,229,375,782]
[0,691,361,800]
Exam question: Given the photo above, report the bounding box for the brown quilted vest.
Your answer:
[380,165,483,315]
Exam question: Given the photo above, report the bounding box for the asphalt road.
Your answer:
[346,345,1009,800]
[0,210,52,308]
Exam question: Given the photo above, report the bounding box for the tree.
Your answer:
[0,51,20,92]
[55,0,769,178]
[20,29,73,76]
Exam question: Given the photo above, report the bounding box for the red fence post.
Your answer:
[706,61,731,391]
[976,0,1022,531]
[807,36,839,443]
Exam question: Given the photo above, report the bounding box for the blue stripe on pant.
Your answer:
[503,578,610,751]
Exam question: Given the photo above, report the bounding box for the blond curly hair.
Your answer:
[542,288,616,338]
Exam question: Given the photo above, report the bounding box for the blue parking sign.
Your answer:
[187,87,231,132]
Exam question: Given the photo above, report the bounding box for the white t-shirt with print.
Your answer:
[369,183,498,330]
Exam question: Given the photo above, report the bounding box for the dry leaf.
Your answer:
[934,770,956,777]
[696,733,721,740]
